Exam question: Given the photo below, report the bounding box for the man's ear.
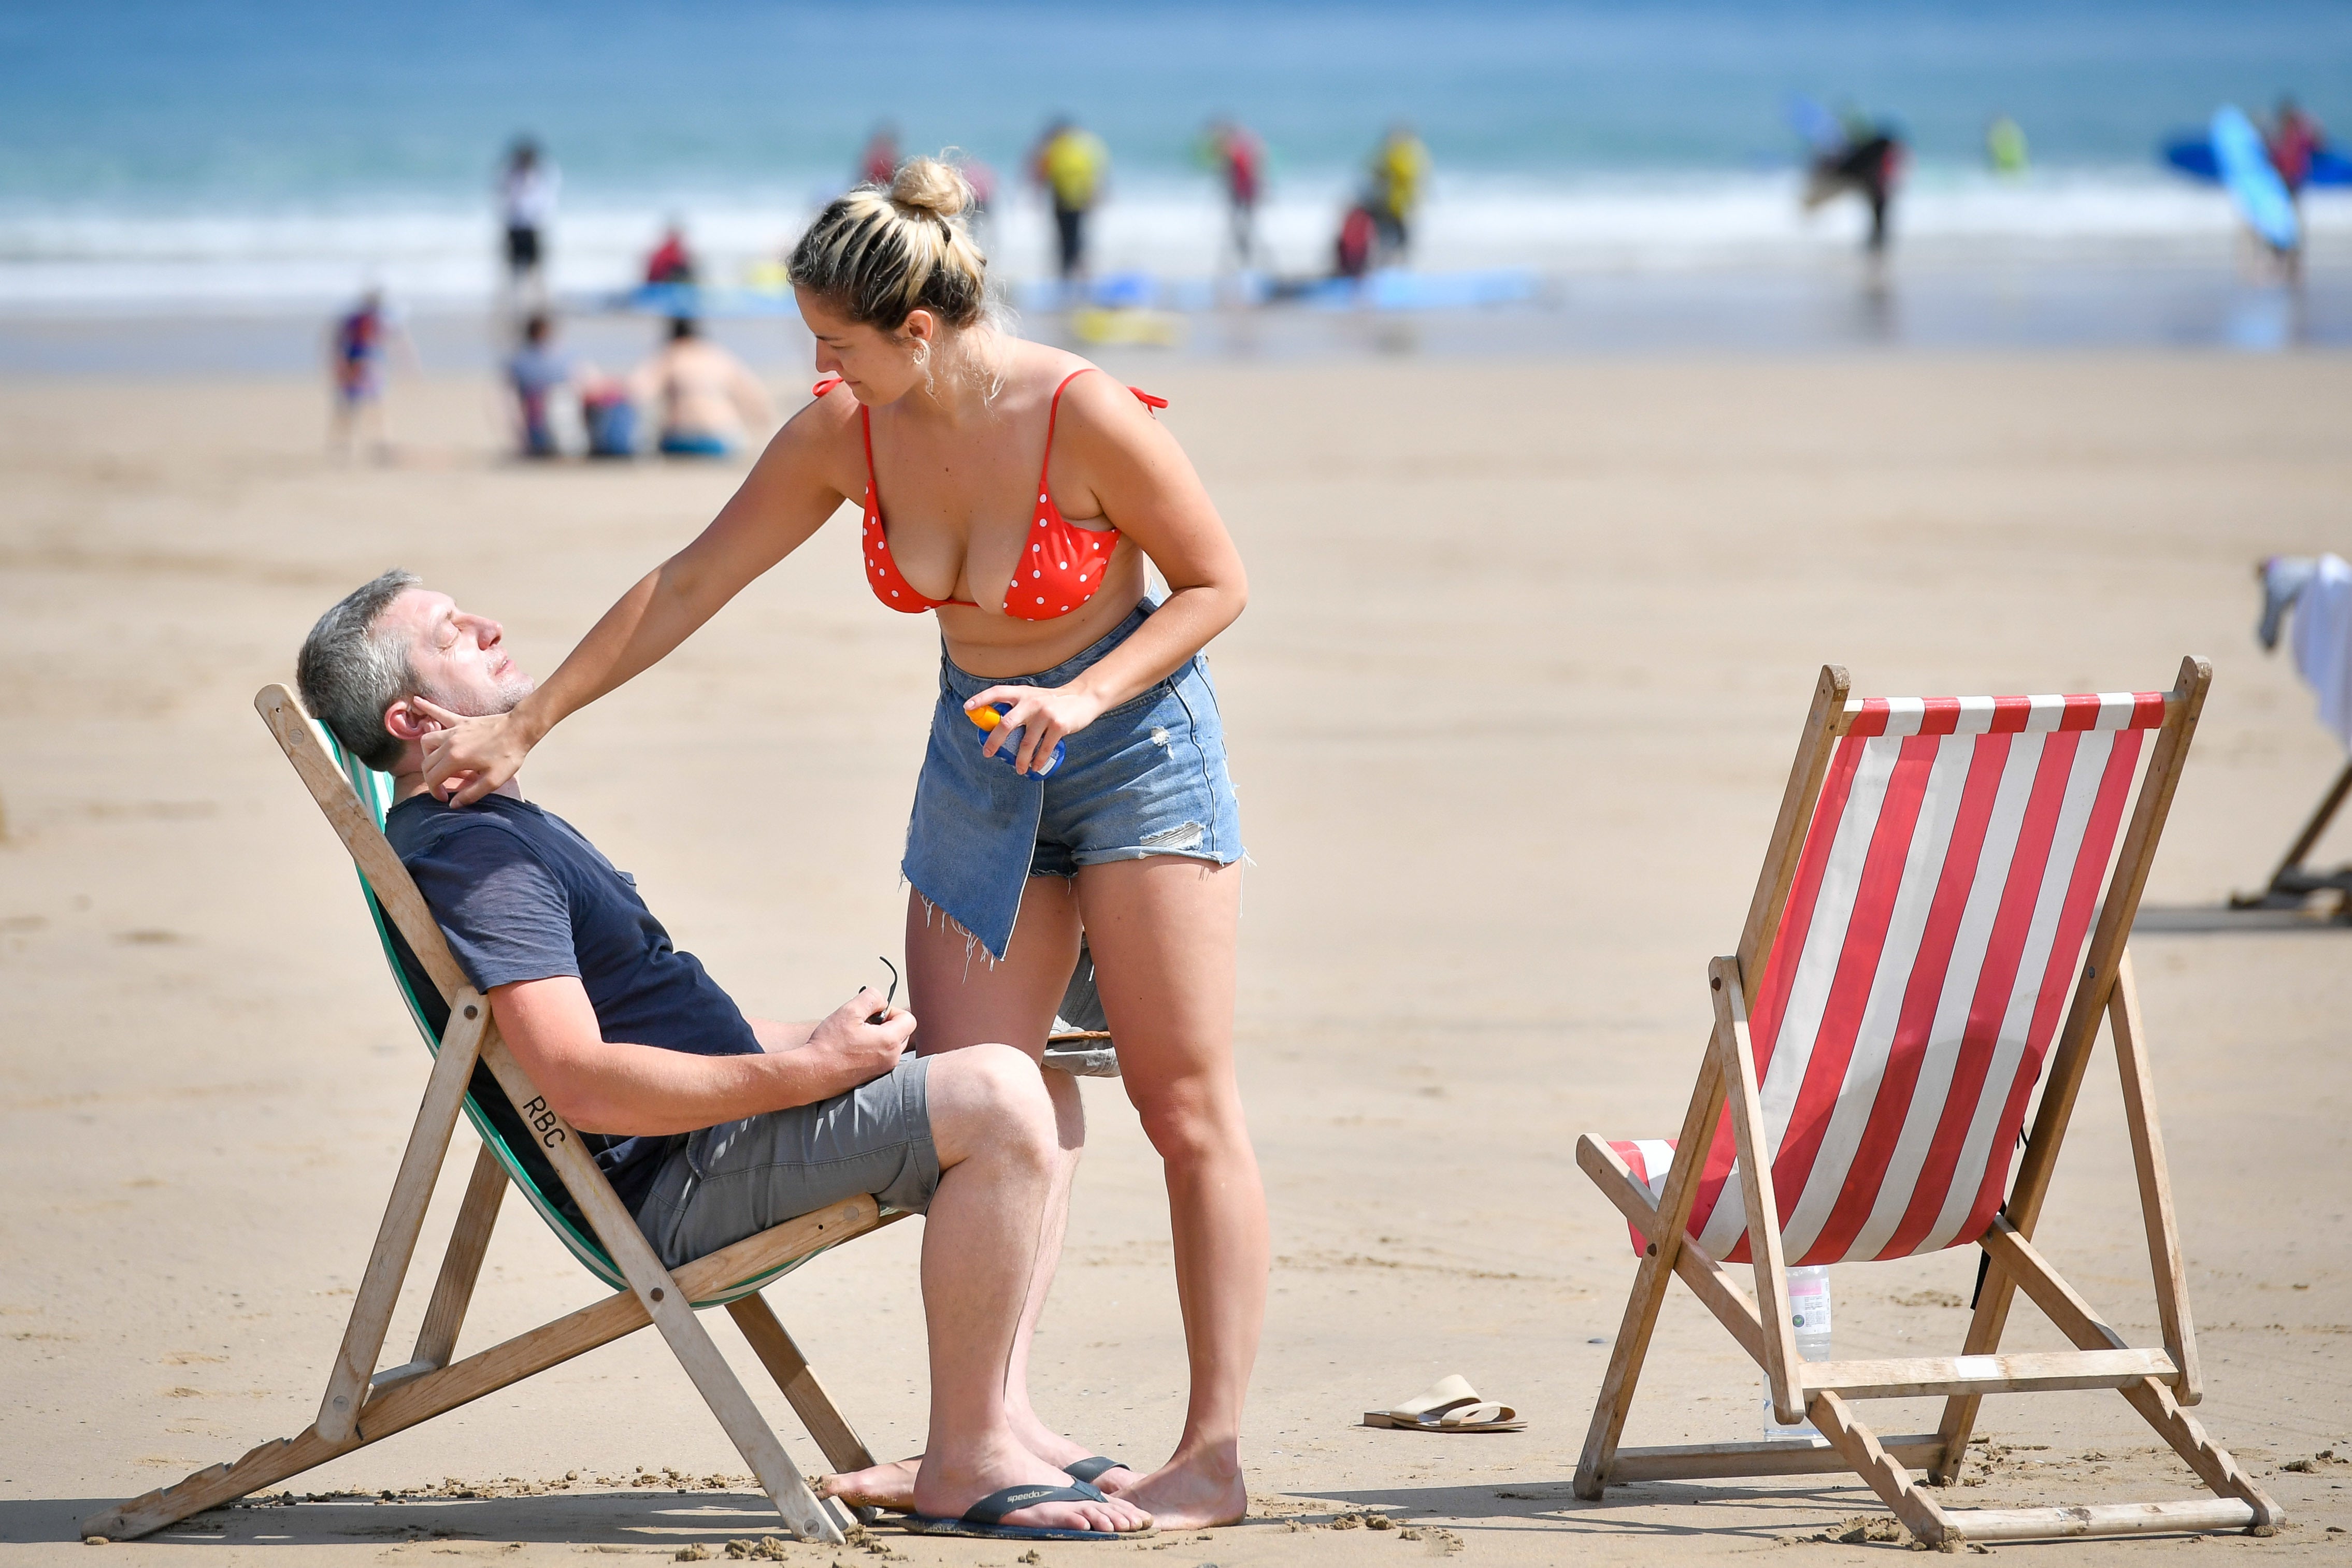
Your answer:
[383,697,439,743]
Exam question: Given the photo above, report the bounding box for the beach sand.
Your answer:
[3,352,2349,1563]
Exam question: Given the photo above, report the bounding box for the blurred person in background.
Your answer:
[507,312,575,459]
[961,153,999,243]
[861,121,903,188]
[1195,117,1266,269]
[1367,122,1429,262]
[1986,113,2029,175]
[644,221,698,285]
[630,317,773,458]
[326,287,414,462]
[1333,201,1376,279]
[2268,97,2327,200]
[1801,106,1905,254]
[499,137,561,303]
[1031,117,1109,286]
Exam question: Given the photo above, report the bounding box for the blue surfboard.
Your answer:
[2210,106,2299,250]
[2165,133,2352,188]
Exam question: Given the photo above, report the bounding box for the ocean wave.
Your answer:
[1,168,2342,314]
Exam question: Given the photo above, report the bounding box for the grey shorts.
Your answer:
[633,1056,939,1269]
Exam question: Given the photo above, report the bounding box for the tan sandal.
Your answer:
[1363,1375,1527,1433]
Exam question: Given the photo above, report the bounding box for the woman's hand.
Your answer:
[965,684,1108,775]
[418,699,539,805]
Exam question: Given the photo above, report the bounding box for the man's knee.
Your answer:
[929,1043,1056,1166]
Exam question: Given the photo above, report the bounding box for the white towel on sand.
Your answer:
[2289,554,2352,752]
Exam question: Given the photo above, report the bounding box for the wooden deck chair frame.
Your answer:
[82,686,909,1545]
[1571,658,2284,1547]
[2229,754,2352,917]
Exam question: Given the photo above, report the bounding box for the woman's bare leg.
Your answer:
[1075,856,1261,1530]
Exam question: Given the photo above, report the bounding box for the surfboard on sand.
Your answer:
[2207,105,2300,251]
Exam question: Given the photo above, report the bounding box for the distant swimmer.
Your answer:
[643,222,697,286]
[498,137,560,301]
[326,287,414,462]
[1031,117,1109,285]
[1795,101,1905,253]
[1367,122,1430,262]
[1197,117,1267,269]
[629,317,772,457]
[860,121,902,188]
[1986,113,2029,176]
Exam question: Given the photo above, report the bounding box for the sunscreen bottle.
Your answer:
[968,703,1065,777]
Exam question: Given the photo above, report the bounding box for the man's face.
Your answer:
[377,588,535,728]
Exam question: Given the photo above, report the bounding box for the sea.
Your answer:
[3,0,2348,355]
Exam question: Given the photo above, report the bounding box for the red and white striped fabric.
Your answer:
[1610,689,2166,1266]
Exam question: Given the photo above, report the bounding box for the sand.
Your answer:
[2,351,2350,1564]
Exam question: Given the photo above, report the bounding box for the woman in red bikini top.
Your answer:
[418,156,1261,1535]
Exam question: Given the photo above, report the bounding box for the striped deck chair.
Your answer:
[83,686,906,1546]
[1573,659,2284,1548]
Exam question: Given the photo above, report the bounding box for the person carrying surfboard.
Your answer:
[2269,98,2327,197]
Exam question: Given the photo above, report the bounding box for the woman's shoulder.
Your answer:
[783,376,866,440]
[1020,349,1160,445]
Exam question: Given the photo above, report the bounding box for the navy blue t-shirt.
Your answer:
[383,791,761,1215]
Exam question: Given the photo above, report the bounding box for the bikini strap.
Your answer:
[857,404,878,502]
[1038,368,1096,484]
[1036,371,1168,487]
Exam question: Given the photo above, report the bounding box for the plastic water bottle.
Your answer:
[968,702,1064,778]
[1763,1264,1832,1441]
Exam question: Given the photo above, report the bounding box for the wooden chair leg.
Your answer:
[314,993,490,1442]
[726,1293,879,1475]
[2107,952,2200,1403]
[2236,756,2352,903]
[474,1034,842,1545]
[1811,1390,1957,1546]
[1574,1046,1728,1499]
[372,1142,507,1391]
[84,1272,659,1541]
[85,1198,883,1543]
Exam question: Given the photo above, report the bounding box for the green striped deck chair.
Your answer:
[84,686,905,1546]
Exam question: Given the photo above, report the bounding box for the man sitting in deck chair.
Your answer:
[295,570,1149,1542]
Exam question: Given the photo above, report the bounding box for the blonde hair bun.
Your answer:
[890,155,971,220]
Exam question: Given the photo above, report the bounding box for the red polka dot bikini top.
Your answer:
[812,368,1166,620]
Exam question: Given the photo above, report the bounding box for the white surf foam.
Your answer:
[1,166,2342,314]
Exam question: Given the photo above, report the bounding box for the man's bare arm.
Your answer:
[488,976,911,1136]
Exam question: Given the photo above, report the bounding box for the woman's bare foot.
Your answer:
[1111,1445,1246,1531]
[912,1440,1154,1535]
[815,1456,919,1512]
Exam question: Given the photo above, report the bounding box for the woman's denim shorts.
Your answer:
[904,599,1244,961]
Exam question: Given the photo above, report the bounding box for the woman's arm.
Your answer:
[420,400,855,804]
[970,371,1249,773]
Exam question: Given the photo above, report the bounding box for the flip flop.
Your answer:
[903,1480,1139,1541]
[1364,1374,1528,1433]
[1064,1456,1132,1486]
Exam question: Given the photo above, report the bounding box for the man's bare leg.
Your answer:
[822,885,1133,1512]
[891,1044,1150,1534]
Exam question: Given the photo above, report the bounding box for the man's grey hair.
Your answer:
[297,569,421,771]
